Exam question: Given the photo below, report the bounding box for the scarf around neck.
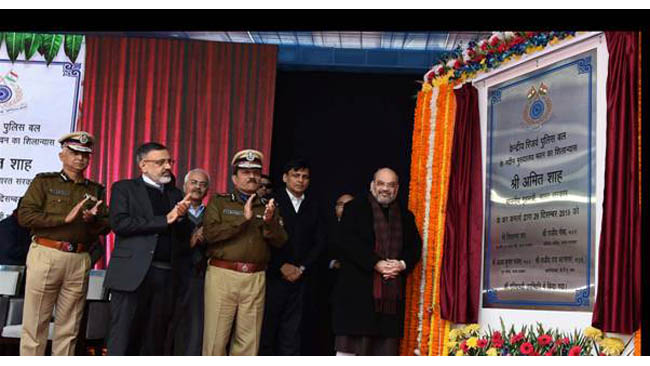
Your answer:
[368,193,403,314]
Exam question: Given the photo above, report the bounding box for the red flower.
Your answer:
[531,351,540,356]
[477,339,488,348]
[497,43,507,53]
[537,334,553,346]
[489,37,500,47]
[492,331,503,339]
[563,337,570,345]
[525,32,536,38]
[520,342,534,355]
[480,43,488,51]
[510,332,524,344]
[568,346,582,356]
[492,337,504,348]
[544,351,554,356]
[460,341,469,352]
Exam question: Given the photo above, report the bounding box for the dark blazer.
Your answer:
[104,177,190,292]
[267,190,326,278]
[332,196,422,338]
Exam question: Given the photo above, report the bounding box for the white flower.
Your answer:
[490,32,504,41]
[504,31,516,40]
[446,59,457,68]
[433,64,445,76]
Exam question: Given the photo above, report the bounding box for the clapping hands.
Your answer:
[66,195,103,224]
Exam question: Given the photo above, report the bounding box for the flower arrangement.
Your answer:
[448,320,633,356]
[425,31,577,86]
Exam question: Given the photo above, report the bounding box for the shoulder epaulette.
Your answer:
[35,172,60,178]
[87,180,105,190]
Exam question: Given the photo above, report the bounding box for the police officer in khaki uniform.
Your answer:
[202,149,287,356]
[17,131,109,356]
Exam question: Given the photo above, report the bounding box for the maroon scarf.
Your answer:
[368,193,403,314]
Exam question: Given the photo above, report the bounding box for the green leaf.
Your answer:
[64,34,83,64]
[23,33,42,60]
[5,32,25,62]
[41,34,63,65]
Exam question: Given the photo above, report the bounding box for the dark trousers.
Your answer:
[107,266,175,355]
[170,274,205,355]
[259,276,304,355]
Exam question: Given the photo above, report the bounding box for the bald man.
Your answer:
[331,168,421,356]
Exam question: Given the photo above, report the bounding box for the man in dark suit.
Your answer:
[259,159,326,355]
[332,168,421,356]
[104,142,191,355]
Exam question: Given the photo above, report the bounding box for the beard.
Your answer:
[374,191,395,205]
[158,175,172,184]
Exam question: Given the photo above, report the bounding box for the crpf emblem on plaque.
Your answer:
[523,82,552,128]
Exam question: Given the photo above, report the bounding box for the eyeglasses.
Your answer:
[143,158,175,167]
[189,179,209,188]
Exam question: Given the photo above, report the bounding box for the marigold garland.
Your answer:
[415,85,440,355]
[402,89,431,355]
[634,31,641,357]
[427,83,456,355]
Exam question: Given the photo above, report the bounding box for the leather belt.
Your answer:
[209,258,266,273]
[35,237,87,253]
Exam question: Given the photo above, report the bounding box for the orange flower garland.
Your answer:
[402,88,432,355]
[634,32,641,357]
[402,83,457,356]
[426,83,457,355]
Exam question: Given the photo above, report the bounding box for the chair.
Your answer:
[0,268,110,355]
[77,270,110,355]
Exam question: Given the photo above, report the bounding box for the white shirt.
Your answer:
[142,174,163,191]
[188,204,205,218]
[286,188,305,213]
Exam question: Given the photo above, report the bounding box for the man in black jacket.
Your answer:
[259,159,326,355]
[104,142,191,355]
[332,168,421,356]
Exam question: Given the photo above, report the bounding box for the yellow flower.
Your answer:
[455,350,464,356]
[449,328,463,341]
[422,83,433,93]
[584,326,603,340]
[463,323,481,336]
[486,348,498,356]
[599,337,625,356]
[447,341,458,349]
[467,336,478,349]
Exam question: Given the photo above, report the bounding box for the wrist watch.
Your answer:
[299,265,306,272]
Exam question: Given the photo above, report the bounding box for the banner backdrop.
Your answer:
[0,43,85,220]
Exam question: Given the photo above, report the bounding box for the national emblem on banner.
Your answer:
[523,82,552,128]
[0,70,27,114]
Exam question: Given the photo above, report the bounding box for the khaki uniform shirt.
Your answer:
[203,191,287,265]
[18,171,110,244]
